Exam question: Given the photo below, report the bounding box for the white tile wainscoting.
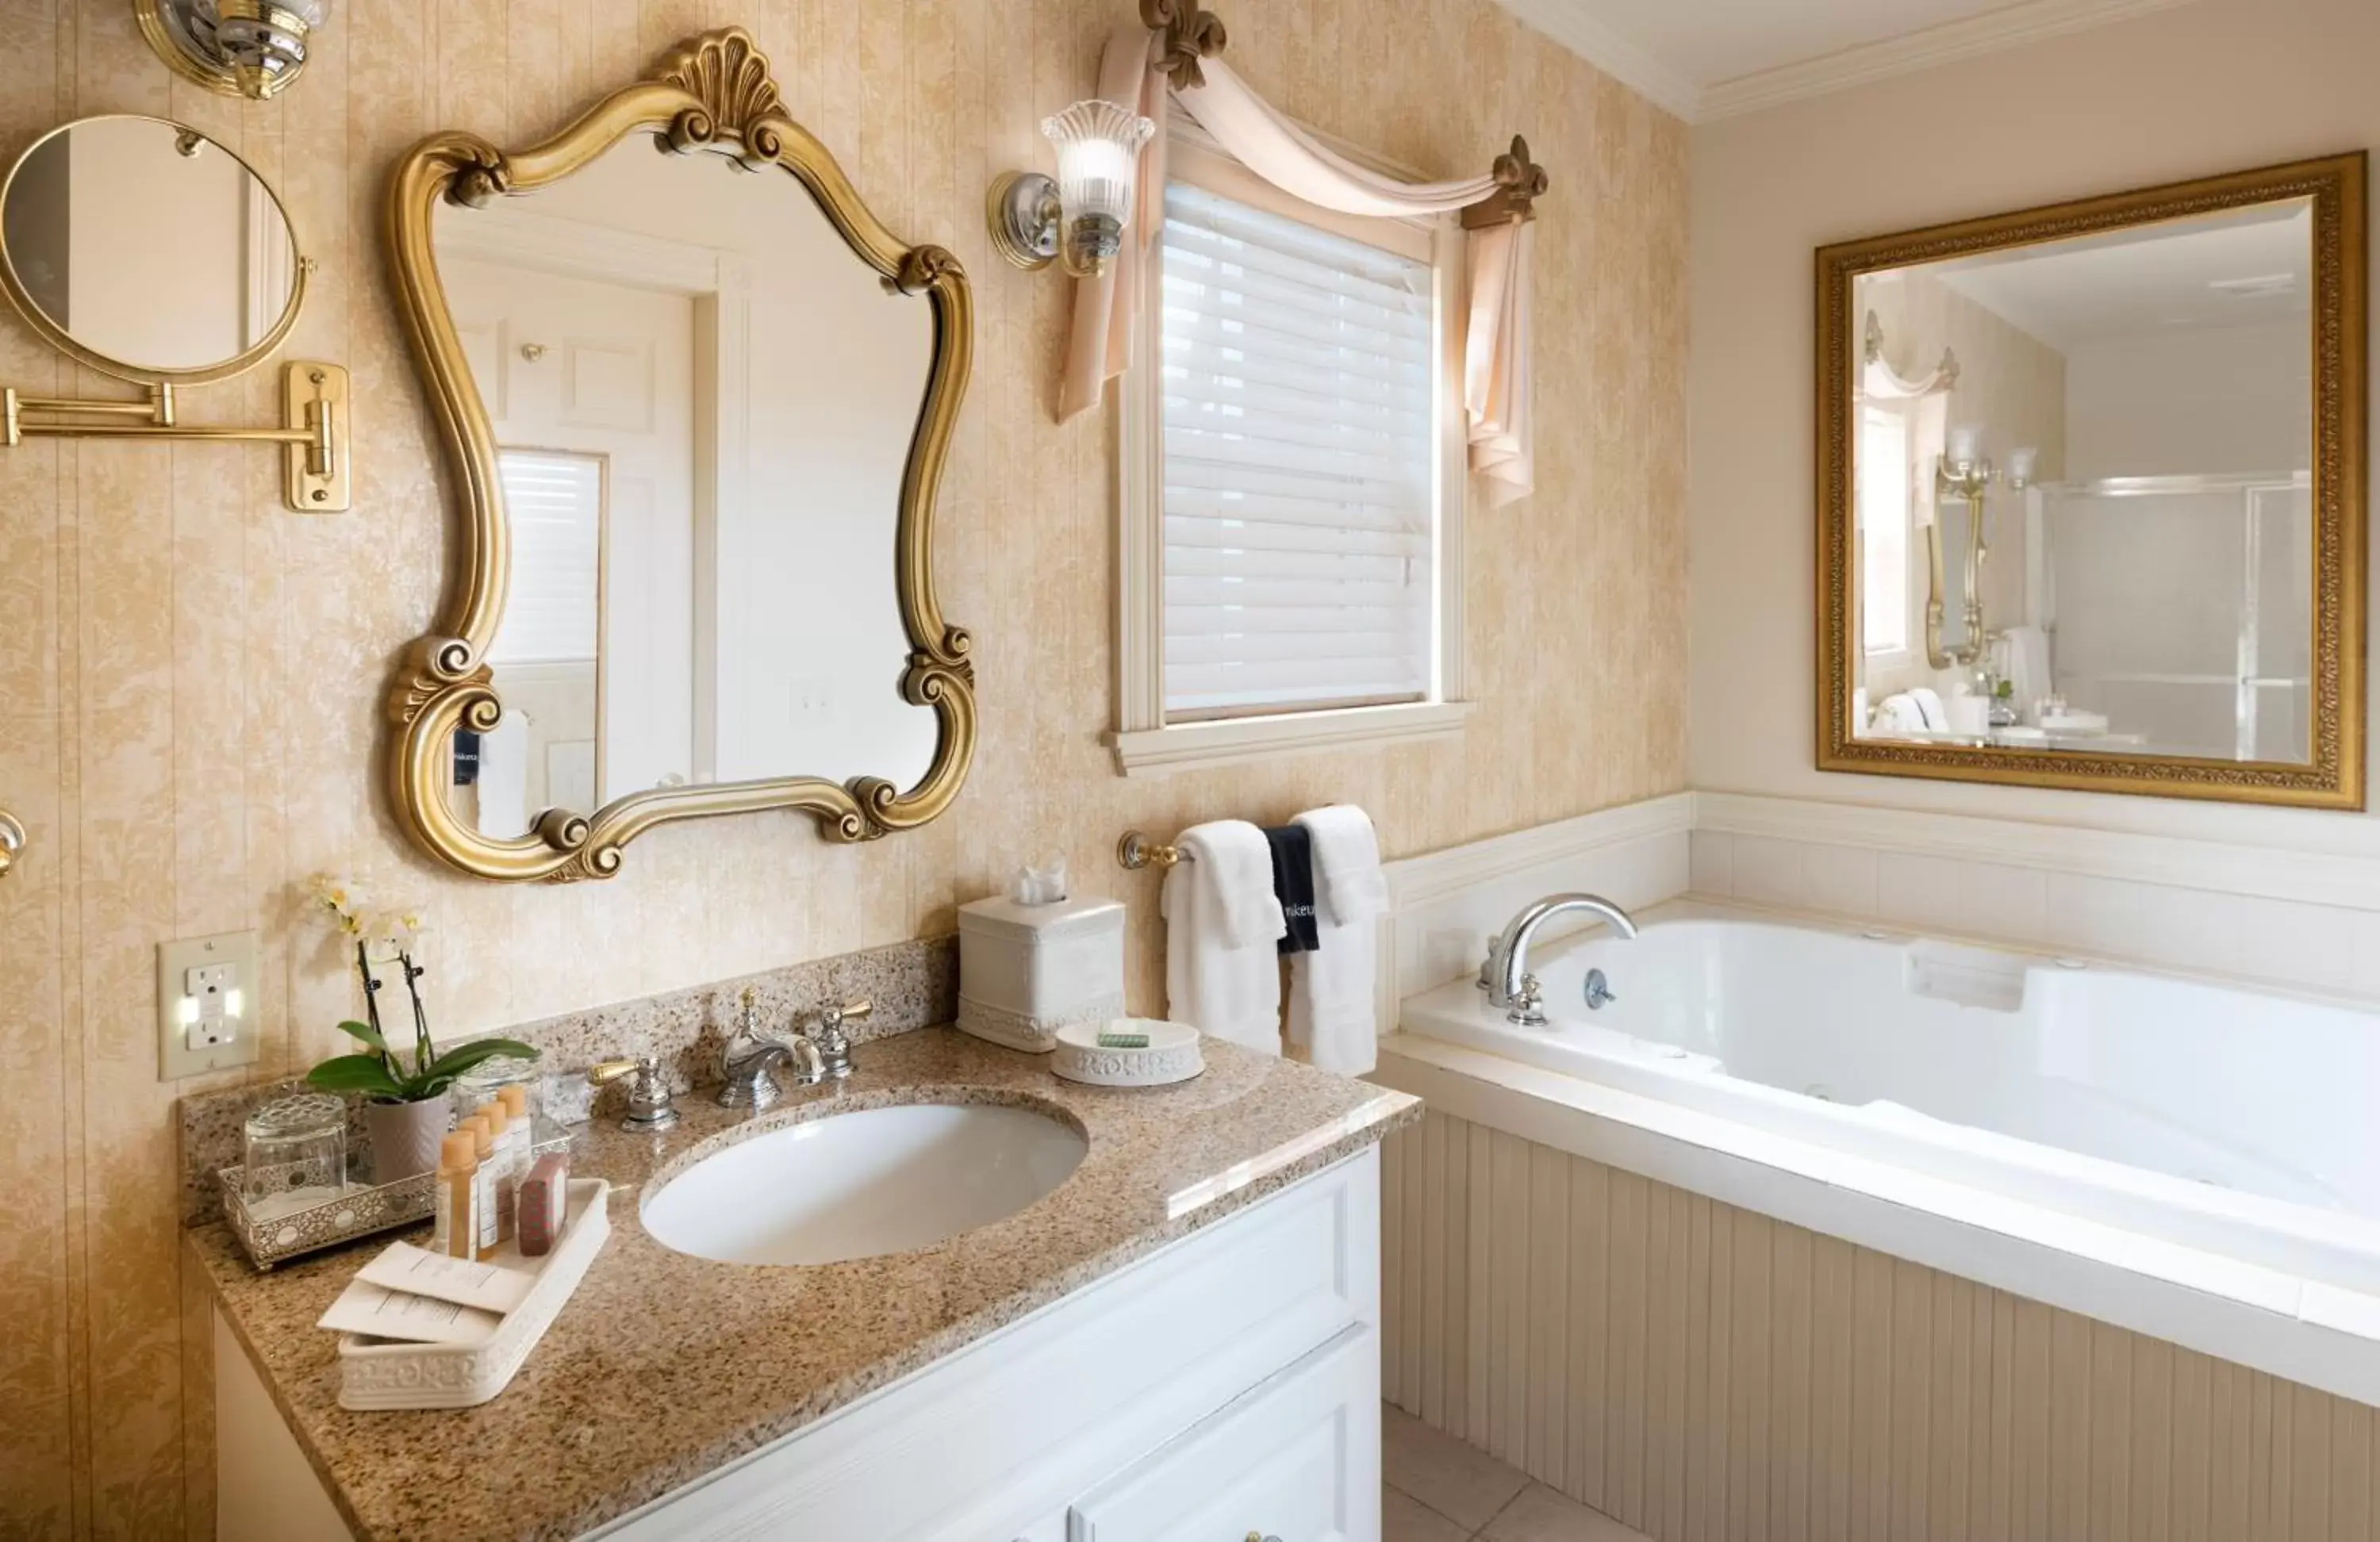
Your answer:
[1689,792,2380,1002]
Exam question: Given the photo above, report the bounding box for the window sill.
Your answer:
[1104,700,1474,778]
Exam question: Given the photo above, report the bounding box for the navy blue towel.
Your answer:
[1264,823,1322,955]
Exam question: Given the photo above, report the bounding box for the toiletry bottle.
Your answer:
[496,1084,533,1180]
[461,1114,501,1260]
[481,1103,517,1245]
[433,1131,480,1260]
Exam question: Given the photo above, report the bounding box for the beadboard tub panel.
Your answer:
[1380,1108,2380,1542]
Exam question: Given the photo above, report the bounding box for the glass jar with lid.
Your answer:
[240,1093,347,1218]
[453,1053,541,1120]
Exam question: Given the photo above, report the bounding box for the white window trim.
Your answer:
[1859,400,1918,681]
[1105,125,1472,778]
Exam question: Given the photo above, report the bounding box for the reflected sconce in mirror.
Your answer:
[1926,422,2037,670]
[135,0,332,100]
[987,100,1155,276]
[0,115,349,512]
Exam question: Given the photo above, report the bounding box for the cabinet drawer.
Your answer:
[1069,1325,1380,1542]
[599,1149,1379,1542]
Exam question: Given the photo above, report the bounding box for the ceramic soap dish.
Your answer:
[1051,1019,1204,1087]
[335,1177,610,1410]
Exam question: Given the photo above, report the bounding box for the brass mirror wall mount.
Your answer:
[1818,153,2367,809]
[0,115,350,511]
[383,27,977,882]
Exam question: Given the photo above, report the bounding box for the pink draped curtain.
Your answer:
[1058,28,1537,507]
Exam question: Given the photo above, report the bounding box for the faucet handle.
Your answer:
[1506,973,1549,1028]
[588,1054,681,1132]
[815,998,871,1034]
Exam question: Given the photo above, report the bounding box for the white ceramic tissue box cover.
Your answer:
[957,895,1127,1053]
[336,1178,610,1410]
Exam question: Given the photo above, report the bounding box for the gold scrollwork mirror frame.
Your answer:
[1816,153,2369,810]
[382,27,976,881]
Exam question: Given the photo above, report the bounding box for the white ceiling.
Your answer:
[1493,0,2202,121]
[1920,203,2313,347]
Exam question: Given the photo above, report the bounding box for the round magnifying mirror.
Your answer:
[0,115,304,385]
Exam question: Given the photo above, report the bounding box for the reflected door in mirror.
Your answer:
[432,132,939,838]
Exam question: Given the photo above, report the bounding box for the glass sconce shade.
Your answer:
[2006,445,2039,487]
[1946,423,1983,468]
[1042,100,1154,232]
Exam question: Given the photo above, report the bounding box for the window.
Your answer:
[1110,138,1469,775]
[1859,403,1913,662]
[1159,184,1436,719]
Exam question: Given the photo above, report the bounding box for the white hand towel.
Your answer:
[1162,820,1286,1055]
[1907,687,1949,731]
[1288,806,1388,1076]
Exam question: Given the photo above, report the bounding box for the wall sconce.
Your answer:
[135,0,332,100]
[1940,424,2040,500]
[988,100,1155,277]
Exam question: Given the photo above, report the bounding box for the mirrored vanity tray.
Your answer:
[219,1118,573,1272]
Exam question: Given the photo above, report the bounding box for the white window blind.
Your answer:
[489,448,602,665]
[1159,181,1436,720]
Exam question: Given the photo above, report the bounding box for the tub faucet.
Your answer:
[1487,893,1638,1026]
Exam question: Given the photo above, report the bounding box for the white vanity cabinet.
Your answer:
[217,1148,1383,1542]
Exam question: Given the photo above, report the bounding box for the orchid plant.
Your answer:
[301,874,536,1103]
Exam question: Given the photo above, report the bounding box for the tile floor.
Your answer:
[1382,1402,1652,1542]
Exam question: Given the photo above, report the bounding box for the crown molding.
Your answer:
[1489,0,1702,121]
[1696,0,2202,121]
[1495,0,2200,124]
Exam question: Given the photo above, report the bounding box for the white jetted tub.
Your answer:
[1393,900,2380,1398]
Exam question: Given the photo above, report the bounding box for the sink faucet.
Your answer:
[1485,893,1638,1026]
[718,992,871,1110]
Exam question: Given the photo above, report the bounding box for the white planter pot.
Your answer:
[363,1096,450,1184]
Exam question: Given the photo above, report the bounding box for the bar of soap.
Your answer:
[518,1153,570,1256]
[1096,1031,1152,1049]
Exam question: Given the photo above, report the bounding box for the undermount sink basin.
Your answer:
[639,1102,1088,1266]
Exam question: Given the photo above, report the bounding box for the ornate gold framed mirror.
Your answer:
[383,27,975,881]
[1817,154,2367,808]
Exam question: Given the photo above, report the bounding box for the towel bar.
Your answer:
[1115,830,1187,870]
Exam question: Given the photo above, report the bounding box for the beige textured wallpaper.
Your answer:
[0,0,1687,1533]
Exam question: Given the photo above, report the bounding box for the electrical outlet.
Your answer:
[159,930,260,1080]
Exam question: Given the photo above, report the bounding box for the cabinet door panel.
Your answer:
[1069,1325,1379,1542]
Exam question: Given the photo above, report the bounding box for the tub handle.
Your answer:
[1507,972,1548,1026]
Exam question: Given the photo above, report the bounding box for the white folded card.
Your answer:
[356,1241,537,1315]
[317,1279,502,1344]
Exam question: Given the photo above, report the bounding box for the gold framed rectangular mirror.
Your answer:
[1816,153,2367,809]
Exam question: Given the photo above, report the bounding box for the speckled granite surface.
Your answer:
[194,1028,1418,1542]
[180,934,957,1227]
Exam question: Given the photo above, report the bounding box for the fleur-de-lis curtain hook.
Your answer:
[1140,0,1227,91]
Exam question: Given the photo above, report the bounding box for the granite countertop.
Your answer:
[194,1027,1420,1542]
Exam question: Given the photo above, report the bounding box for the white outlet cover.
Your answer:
[159,930,261,1080]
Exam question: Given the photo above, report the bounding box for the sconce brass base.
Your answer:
[2,360,351,512]
[987,171,1061,271]
[134,0,315,101]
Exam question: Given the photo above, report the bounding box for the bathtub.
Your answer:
[1390,900,2380,1397]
